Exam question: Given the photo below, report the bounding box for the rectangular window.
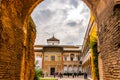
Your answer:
[45,56,48,61]
[51,56,55,61]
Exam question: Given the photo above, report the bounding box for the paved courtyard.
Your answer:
[58,76,85,80]
[42,76,90,80]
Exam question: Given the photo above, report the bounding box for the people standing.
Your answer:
[72,73,74,78]
[54,72,56,78]
[84,72,87,79]
[67,73,69,77]
[59,72,62,78]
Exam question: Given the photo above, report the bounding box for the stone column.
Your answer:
[42,53,44,70]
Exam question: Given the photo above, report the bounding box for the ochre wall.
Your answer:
[43,48,63,76]
[97,3,120,80]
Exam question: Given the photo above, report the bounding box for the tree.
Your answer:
[34,61,43,80]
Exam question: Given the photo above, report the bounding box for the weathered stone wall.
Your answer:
[0,1,24,80]
[83,0,120,80]
[0,1,36,79]
[23,17,36,80]
[97,1,120,80]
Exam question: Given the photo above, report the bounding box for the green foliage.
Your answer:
[34,69,43,80]
[34,61,43,80]
[90,38,99,80]
[40,78,58,80]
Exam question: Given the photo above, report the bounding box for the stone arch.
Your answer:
[68,65,73,73]
[63,65,67,73]
[0,0,120,80]
[73,65,78,72]
[115,0,120,4]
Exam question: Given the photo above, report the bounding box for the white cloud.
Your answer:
[31,0,90,45]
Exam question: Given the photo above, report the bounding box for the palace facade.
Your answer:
[34,36,82,76]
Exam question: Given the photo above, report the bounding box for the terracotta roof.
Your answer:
[47,36,59,41]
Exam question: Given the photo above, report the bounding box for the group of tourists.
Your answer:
[53,72,87,78]
[54,72,63,78]
[53,72,88,79]
[67,73,79,78]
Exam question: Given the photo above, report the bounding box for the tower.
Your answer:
[47,35,60,45]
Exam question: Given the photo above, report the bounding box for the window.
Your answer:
[64,65,67,73]
[51,56,55,61]
[71,57,73,61]
[78,56,80,60]
[70,54,74,61]
[64,55,68,61]
[45,56,48,61]
[64,57,67,61]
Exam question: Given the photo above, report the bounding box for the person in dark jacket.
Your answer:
[84,72,87,79]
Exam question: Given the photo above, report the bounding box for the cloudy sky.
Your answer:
[31,0,90,45]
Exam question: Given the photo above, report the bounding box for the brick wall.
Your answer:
[0,1,24,80]
[97,1,120,80]
[0,4,36,79]
[23,17,36,80]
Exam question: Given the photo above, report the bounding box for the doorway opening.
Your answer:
[50,67,55,75]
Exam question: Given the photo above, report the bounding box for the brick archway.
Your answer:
[0,0,120,80]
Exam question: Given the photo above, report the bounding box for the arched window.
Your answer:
[70,54,74,61]
[64,55,68,61]
[64,65,67,73]
[73,65,78,72]
[68,65,72,73]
